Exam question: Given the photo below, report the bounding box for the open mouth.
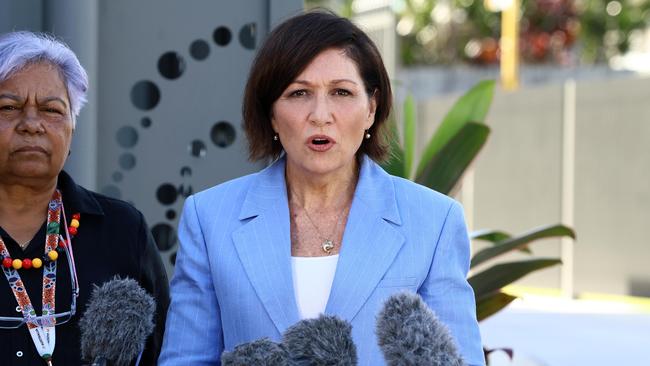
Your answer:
[307,135,335,151]
[312,137,330,145]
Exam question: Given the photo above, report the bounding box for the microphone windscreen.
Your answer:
[79,277,156,366]
[282,314,358,366]
[376,291,466,366]
[221,338,289,366]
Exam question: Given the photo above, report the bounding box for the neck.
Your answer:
[0,180,58,243]
[286,158,359,211]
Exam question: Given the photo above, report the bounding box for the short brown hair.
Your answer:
[242,10,392,162]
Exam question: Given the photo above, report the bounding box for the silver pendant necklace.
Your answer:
[302,208,343,254]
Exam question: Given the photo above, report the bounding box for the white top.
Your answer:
[291,255,339,319]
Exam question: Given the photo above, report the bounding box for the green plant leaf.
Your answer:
[471,229,533,254]
[403,95,416,179]
[469,258,562,299]
[471,224,576,268]
[381,118,405,178]
[476,291,518,322]
[415,122,489,194]
[416,79,495,176]
[471,229,511,243]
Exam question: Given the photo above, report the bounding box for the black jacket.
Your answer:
[0,171,170,365]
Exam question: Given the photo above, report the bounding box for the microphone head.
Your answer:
[282,314,357,366]
[221,338,289,366]
[79,277,156,366]
[376,291,466,366]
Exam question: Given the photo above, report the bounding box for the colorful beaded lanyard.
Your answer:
[0,189,68,365]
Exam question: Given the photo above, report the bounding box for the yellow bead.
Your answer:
[32,258,43,269]
[70,219,80,228]
[12,259,22,270]
[48,251,58,261]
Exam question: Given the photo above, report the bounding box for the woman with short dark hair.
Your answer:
[160,11,484,365]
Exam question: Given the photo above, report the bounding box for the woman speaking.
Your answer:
[160,11,484,366]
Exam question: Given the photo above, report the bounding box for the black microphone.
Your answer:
[376,291,466,366]
[282,314,358,366]
[79,277,156,366]
[221,338,289,366]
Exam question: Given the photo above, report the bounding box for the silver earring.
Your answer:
[364,130,371,139]
[273,134,279,141]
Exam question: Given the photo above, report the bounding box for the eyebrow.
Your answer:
[39,96,68,109]
[0,93,21,101]
[0,94,68,109]
[292,79,359,86]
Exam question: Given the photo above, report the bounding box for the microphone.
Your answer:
[79,277,156,366]
[376,291,466,366]
[282,314,358,366]
[221,338,289,366]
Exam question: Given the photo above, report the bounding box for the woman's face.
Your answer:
[272,48,376,178]
[0,62,73,185]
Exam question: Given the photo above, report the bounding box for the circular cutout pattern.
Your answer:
[178,184,193,198]
[116,126,138,148]
[239,23,256,50]
[151,223,176,251]
[180,166,192,177]
[131,80,160,110]
[158,52,185,79]
[141,117,152,128]
[213,26,232,46]
[101,185,122,199]
[112,171,123,182]
[119,153,136,170]
[190,39,210,60]
[189,140,207,158]
[211,121,236,148]
[156,183,178,205]
[166,209,176,220]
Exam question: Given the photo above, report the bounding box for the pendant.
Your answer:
[321,239,334,254]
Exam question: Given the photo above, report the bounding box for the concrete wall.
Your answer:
[412,74,650,297]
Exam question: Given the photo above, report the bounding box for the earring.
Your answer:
[273,134,279,141]
[364,130,371,139]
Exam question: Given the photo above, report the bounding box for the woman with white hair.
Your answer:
[0,31,169,365]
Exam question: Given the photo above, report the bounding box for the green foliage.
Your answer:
[382,80,576,321]
[395,0,650,65]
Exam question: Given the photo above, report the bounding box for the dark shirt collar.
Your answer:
[57,170,104,216]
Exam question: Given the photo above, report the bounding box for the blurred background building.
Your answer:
[2,0,649,364]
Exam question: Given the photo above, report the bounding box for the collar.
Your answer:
[239,154,402,225]
[57,170,104,216]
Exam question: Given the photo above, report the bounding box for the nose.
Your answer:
[308,93,333,127]
[17,107,45,135]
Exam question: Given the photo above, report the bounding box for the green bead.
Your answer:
[46,222,60,234]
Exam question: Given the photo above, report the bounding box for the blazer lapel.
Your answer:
[325,156,405,322]
[232,157,300,334]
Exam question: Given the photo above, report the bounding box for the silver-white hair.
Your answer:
[0,31,88,127]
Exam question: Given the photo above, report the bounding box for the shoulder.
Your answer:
[90,189,146,222]
[190,171,257,211]
[388,173,458,217]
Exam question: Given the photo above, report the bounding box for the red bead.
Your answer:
[22,258,32,269]
[72,213,81,220]
[2,258,12,268]
[68,226,78,236]
[58,240,67,248]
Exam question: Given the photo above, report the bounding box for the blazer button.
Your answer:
[16,351,23,357]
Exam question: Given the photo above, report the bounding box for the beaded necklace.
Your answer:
[0,190,81,365]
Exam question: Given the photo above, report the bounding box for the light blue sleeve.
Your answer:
[419,201,486,366]
[159,195,224,365]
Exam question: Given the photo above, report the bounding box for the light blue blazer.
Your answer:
[159,155,485,366]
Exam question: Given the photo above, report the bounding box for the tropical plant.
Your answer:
[381,80,576,324]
